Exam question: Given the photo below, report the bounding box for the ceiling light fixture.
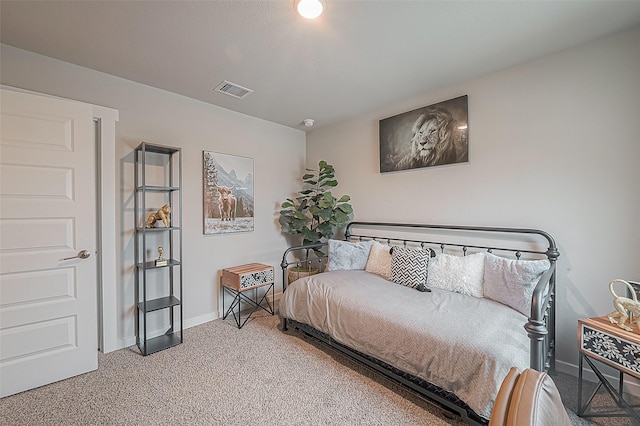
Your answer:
[295,0,325,19]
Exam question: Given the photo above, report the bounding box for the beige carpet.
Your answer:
[0,313,637,425]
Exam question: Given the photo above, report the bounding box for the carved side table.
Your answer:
[577,316,640,420]
[221,263,274,329]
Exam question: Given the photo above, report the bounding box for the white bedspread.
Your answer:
[279,270,530,420]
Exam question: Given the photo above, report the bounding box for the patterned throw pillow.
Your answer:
[483,253,550,316]
[426,252,485,298]
[389,246,430,290]
[327,239,374,271]
[365,241,392,279]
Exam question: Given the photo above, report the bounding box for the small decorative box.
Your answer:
[221,263,274,292]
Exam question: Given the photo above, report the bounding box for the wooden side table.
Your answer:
[577,316,640,420]
[221,263,274,329]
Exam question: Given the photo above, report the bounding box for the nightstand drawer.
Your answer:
[579,316,640,379]
[222,263,274,291]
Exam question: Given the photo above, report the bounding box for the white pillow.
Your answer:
[327,239,374,271]
[389,246,430,289]
[426,252,485,298]
[483,253,550,316]
[365,241,392,279]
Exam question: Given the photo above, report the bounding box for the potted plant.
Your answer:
[279,160,353,281]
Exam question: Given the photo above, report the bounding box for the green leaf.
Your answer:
[319,170,334,180]
[334,210,349,224]
[337,204,353,214]
[322,191,334,199]
[317,222,333,237]
[323,180,338,187]
[318,208,333,221]
[302,228,321,243]
[337,195,350,203]
[287,222,303,233]
[299,189,313,195]
[302,173,315,180]
[281,201,294,208]
[317,198,334,208]
[319,160,327,169]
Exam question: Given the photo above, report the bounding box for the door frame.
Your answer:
[93,105,119,353]
[1,85,120,353]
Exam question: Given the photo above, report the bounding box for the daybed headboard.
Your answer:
[281,221,559,372]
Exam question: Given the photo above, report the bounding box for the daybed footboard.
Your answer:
[280,222,558,423]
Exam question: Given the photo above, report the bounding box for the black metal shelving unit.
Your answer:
[134,142,183,356]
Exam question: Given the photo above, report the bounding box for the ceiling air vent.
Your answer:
[213,80,253,99]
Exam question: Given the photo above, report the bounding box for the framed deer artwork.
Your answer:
[203,151,254,235]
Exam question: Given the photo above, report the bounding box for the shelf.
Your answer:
[137,259,180,269]
[137,296,181,313]
[143,332,182,355]
[136,226,180,232]
[134,141,182,356]
[137,142,180,155]
[136,185,180,192]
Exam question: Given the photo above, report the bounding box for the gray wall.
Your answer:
[306,27,640,377]
[1,44,305,348]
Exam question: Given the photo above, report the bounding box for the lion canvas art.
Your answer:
[379,95,469,173]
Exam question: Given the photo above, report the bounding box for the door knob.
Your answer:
[62,250,91,261]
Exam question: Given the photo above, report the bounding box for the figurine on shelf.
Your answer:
[607,279,640,333]
[155,246,168,267]
[145,204,171,228]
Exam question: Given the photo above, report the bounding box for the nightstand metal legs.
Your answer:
[578,352,640,420]
[222,283,274,329]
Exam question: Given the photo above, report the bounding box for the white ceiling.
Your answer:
[2,1,640,131]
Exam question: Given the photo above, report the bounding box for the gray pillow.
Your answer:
[389,246,430,289]
[483,252,550,316]
[327,239,374,271]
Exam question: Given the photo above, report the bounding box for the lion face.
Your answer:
[411,118,441,157]
[396,109,458,171]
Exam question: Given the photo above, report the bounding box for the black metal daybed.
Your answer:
[279,222,559,425]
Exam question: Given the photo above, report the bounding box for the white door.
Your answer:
[0,88,98,397]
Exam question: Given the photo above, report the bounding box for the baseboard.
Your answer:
[116,311,220,351]
[184,311,219,329]
[556,359,640,397]
[114,292,283,351]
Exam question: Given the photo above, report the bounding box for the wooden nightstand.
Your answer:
[577,316,640,420]
[221,263,274,329]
